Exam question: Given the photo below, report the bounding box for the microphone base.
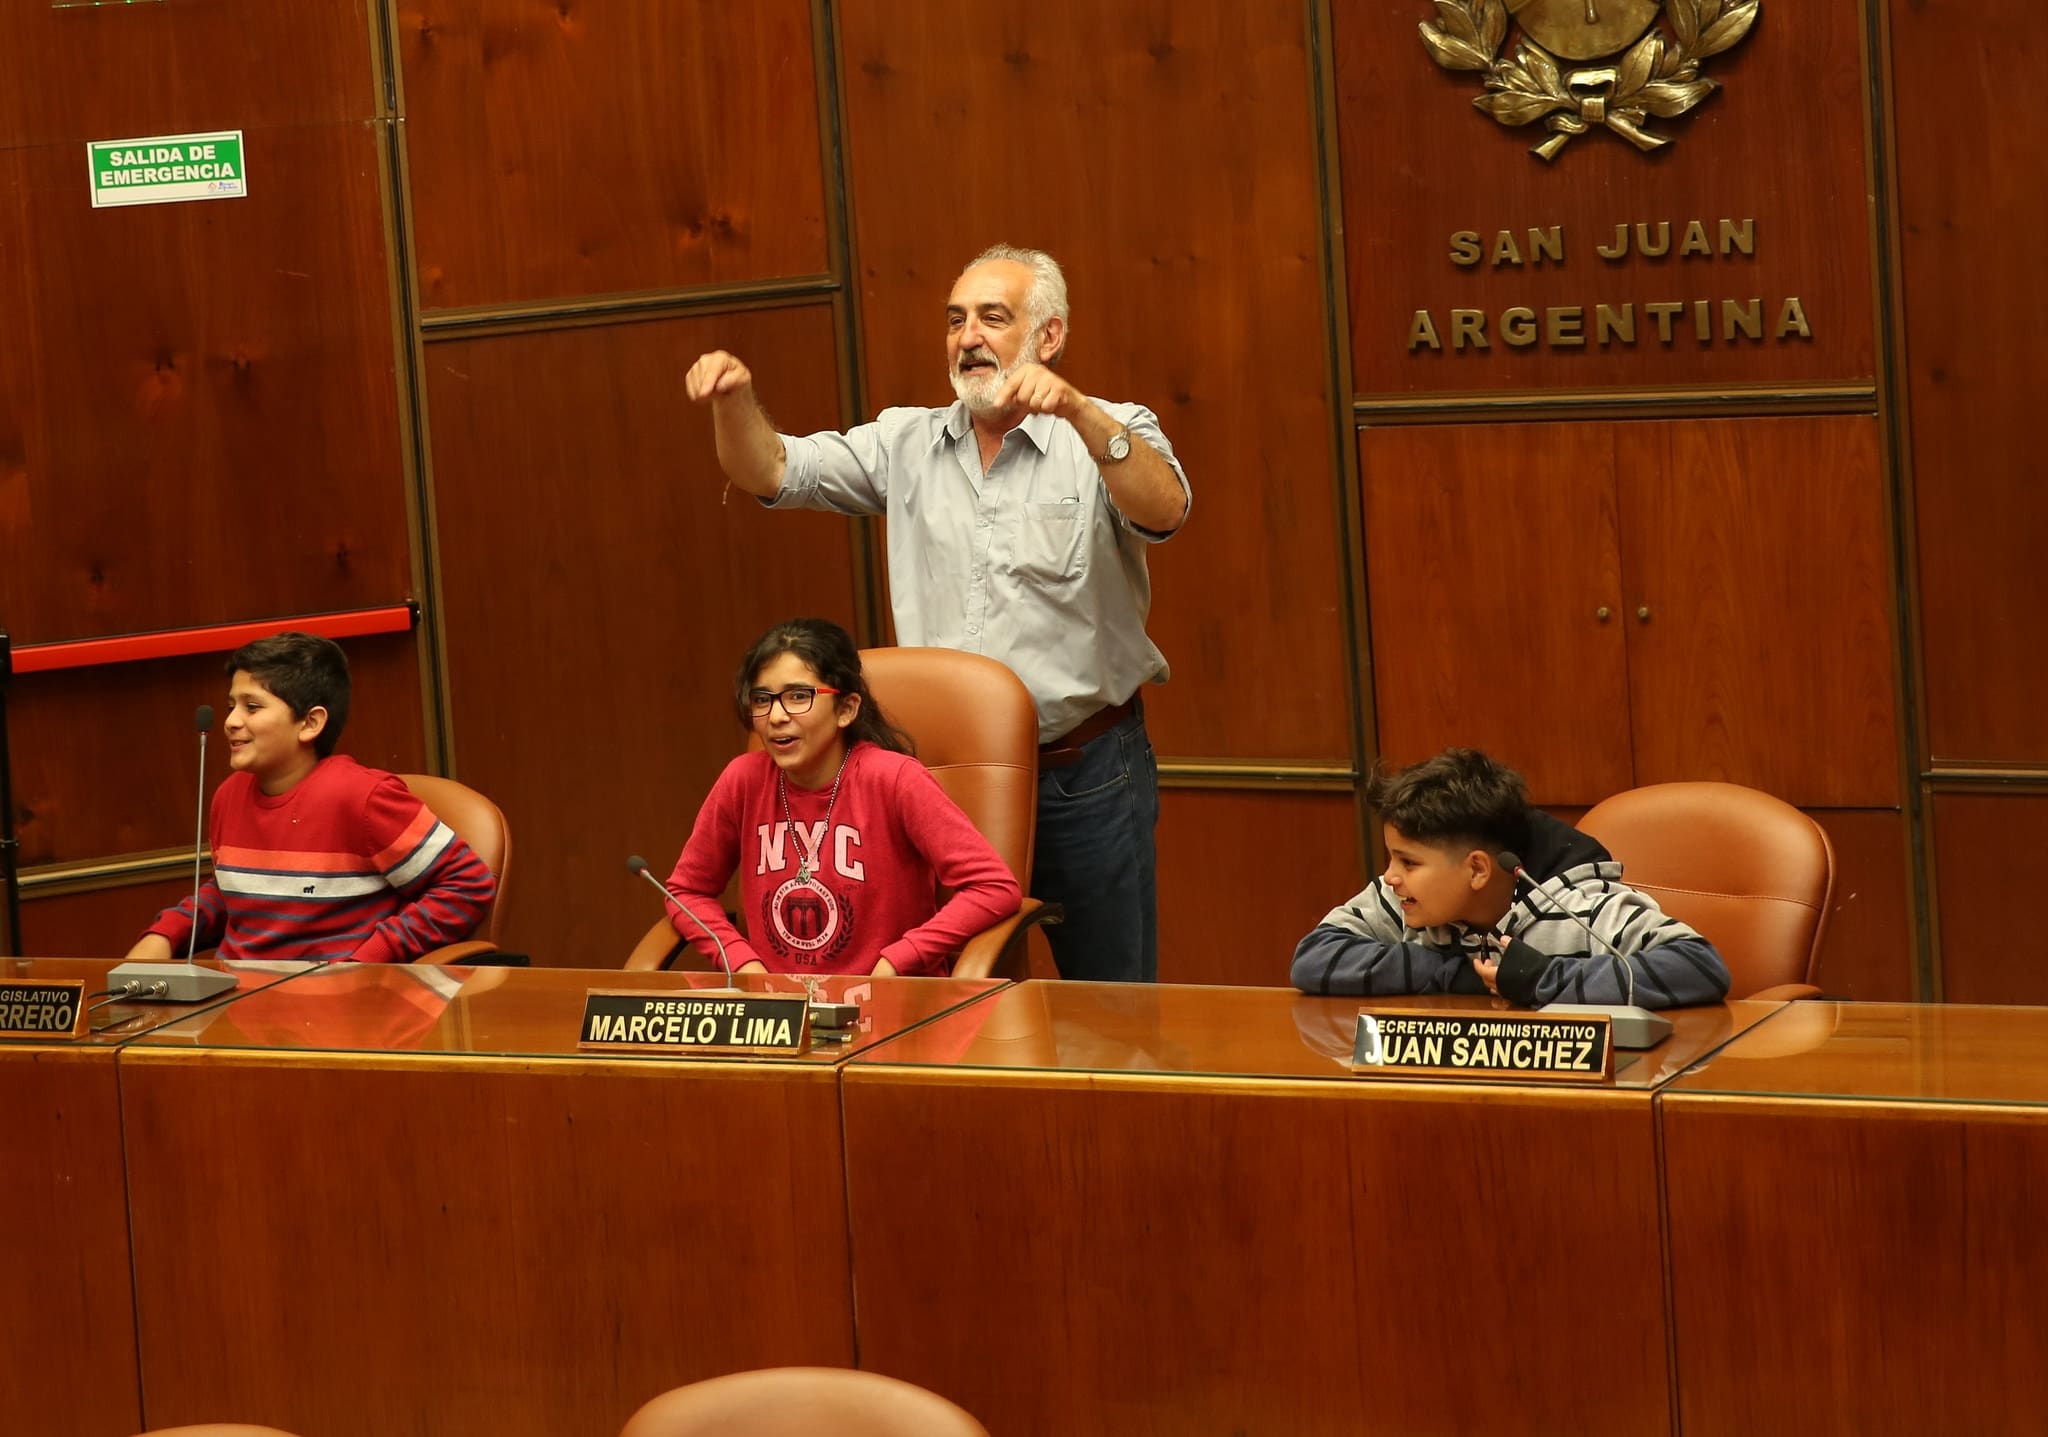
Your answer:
[1539,1002,1672,1050]
[107,961,239,1004]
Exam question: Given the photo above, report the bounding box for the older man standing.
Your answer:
[684,244,1190,982]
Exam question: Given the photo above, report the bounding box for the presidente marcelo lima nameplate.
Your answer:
[1352,1009,1614,1081]
[579,990,811,1056]
[1420,0,1760,161]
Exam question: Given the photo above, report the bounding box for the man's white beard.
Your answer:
[949,335,1040,415]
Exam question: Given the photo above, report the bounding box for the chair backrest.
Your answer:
[619,1367,989,1437]
[856,647,1038,887]
[398,773,511,943]
[1576,781,1835,998]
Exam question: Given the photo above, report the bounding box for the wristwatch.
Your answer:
[1100,426,1132,464]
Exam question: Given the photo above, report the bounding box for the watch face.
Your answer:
[1107,433,1132,461]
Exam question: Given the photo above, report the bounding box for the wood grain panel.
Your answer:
[427,304,854,965]
[837,0,1346,762]
[1932,792,2048,1005]
[20,876,210,962]
[0,0,376,148]
[1893,1,2048,765]
[7,635,427,867]
[1156,789,1362,986]
[122,1053,853,1437]
[1619,416,1898,806]
[1361,422,1633,805]
[1664,1099,2048,1435]
[1809,808,1914,1001]
[845,1075,1669,1435]
[1336,0,1876,395]
[0,125,408,642]
[0,1049,140,1437]
[400,0,828,309]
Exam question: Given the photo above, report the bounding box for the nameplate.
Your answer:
[578,990,811,1056]
[0,980,89,1042]
[1351,1009,1612,1082]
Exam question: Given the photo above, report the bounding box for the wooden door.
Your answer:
[1616,416,1898,807]
[1361,422,1633,804]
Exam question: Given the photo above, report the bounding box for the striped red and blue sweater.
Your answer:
[143,756,496,964]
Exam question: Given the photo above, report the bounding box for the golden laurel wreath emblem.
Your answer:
[1420,0,1760,161]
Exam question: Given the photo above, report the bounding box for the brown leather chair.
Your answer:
[619,1368,989,1437]
[398,773,512,966]
[1577,780,1834,1000]
[624,647,1053,979]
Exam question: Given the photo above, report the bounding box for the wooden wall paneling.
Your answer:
[837,0,1348,763]
[1335,0,1876,398]
[7,636,427,869]
[845,1077,1670,1435]
[1616,416,1899,807]
[399,0,829,310]
[1892,1,2048,765]
[0,0,378,149]
[0,1050,141,1437]
[0,125,409,643]
[122,1054,854,1437]
[1931,791,2048,1005]
[1809,808,1915,1001]
[426,305,855,965]
[1664,1099,2048,1434]
[1360,422,1633,805]
[1155,789,1363,986]
[20,875,196,961]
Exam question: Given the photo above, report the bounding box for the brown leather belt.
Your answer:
[1038,696,1139,770]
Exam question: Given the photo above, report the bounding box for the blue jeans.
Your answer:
[1031,705,1159,982]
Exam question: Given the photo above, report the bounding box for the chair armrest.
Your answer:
[415,940,499,967]
[1745,983,1823,1002]
[624,917,685,972]
[623,917,725,973]
[951,898,1063,981]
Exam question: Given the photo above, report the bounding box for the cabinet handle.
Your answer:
[1595,606,1611,622]
[1636,606,1652,622]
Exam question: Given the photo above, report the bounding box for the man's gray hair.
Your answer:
[964,243,1069,362]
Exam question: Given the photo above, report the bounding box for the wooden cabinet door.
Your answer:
[1617,417,1899,807]
[1361,423,1633,805]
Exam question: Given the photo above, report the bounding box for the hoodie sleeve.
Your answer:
[1494,883,1731,1009]
[1290,879,1487,997]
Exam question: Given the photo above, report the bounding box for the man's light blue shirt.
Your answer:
[773,399,1190,743]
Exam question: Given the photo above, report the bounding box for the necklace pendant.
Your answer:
[796,863,812,883]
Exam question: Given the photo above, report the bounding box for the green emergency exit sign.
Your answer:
[88,130,246,208]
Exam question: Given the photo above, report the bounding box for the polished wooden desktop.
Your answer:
[841,982,1783,1437]
[1662,1002,2048,1436]
[0,957,313,1437]
[115,963,1005,1437]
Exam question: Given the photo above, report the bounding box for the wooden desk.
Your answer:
[117,965,1005,1437]
[1661,1002,2048,1436]
[0,957,313,1437]
[841,983,1780,1437]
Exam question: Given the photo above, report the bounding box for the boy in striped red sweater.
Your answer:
[125,632,496,964]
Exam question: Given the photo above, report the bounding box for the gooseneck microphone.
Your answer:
[1496,849,1635,1009]
[1496,849,1670,1049]
[106,705,238,1003]
[627,855,734,983]
[184,704,213,962]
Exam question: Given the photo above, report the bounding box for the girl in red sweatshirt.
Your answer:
[663,619,1020,975]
